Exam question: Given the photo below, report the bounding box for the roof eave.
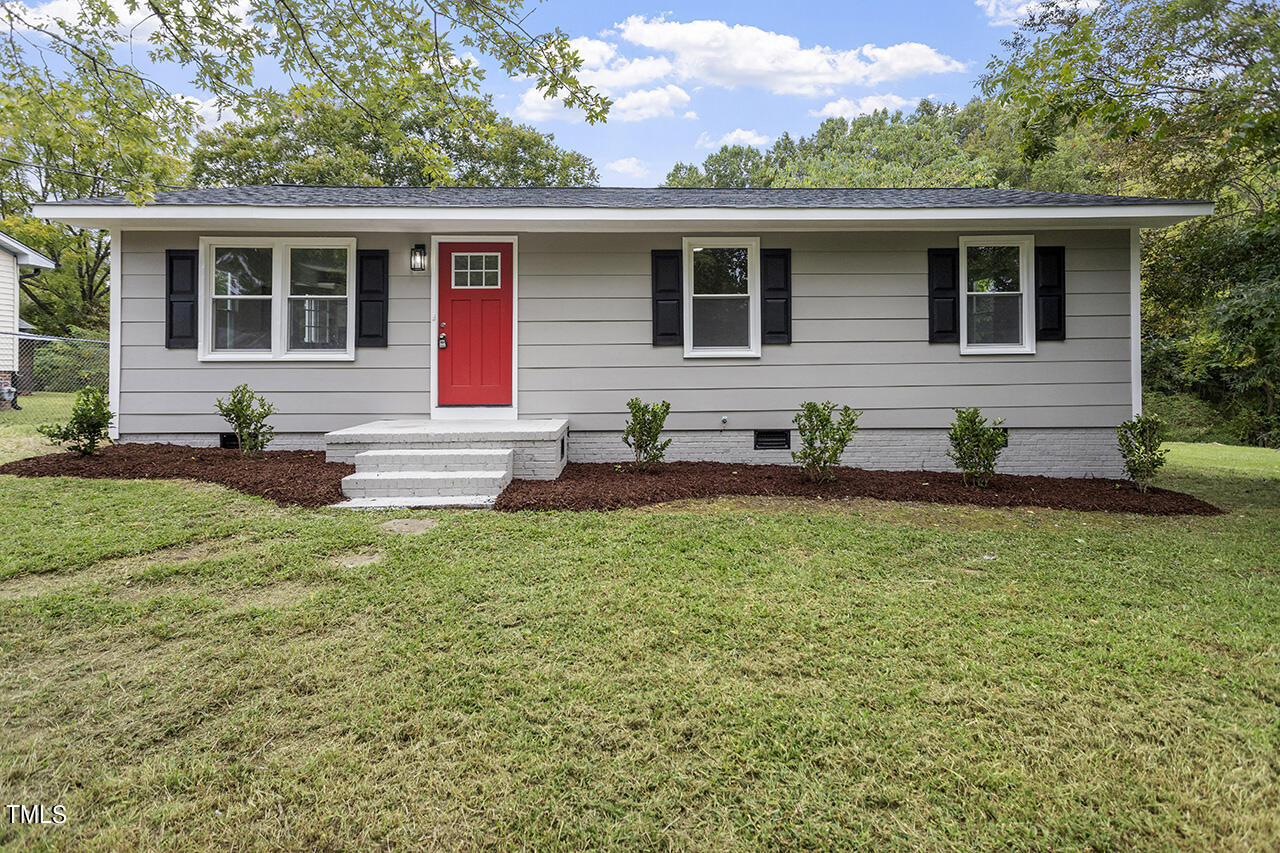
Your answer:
[0,232,55,268]
[33,202,1214,232]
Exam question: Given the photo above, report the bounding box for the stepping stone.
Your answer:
[380,518,440,535]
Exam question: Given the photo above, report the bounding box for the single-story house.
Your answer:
[0,231,55,390]
[35,186,1210,505]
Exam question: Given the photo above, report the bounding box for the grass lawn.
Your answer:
[0,438,1276,850]
[0,392,77,464]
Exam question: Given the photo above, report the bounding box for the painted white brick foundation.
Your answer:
[123,425,1125,479]
[568,428,1125,479]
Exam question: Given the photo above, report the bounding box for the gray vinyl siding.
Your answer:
[118,231,432,435]
[116,228,1133,436]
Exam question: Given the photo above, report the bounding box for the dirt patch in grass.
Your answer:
[0,443,353,507]
[495,462,1222,516]
[0,535,250,600]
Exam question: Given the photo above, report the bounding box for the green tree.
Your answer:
[0,0,609,200]
[0,80,186,334]
[192,89,598,187]
[664,145,779,188]
[664,104,996,189]
[982,0,1280,214]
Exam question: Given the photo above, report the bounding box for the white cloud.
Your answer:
[604,157,650,178]
[859,43,966,84]
[811,94,915,118]
[696,128,772,149]
[582,55,674,92]
[176,94,231,129]
[682,111,698,120]
[514,87,585,123]
[611,85,691,121]
[615,15,964,96]
[515,36,679,123]
[569,36,617,68]
[975,0,1099,26]
[14,0,158,34]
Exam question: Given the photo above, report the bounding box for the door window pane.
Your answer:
[692,297,750,348]
[290,247,348,296]
[288,298,348,350]
[452,253,501,288]
[214,247,272,296]
[693,247,749,294]
[967,293,1023,345]
[213,298,272,349]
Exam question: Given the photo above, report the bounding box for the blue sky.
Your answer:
[477,0,1029,185]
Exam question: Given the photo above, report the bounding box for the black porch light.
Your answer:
[409,243,428,272]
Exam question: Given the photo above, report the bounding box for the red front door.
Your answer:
[437,241,514,406]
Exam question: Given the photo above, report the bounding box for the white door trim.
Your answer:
[429,234,519,421]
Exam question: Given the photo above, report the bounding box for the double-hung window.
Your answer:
[199,237,357,361]
[682,236,760,357]
[959,235,1035,355]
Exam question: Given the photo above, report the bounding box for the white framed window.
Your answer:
[451,252,501,288]
[199,236,357,361]
[682,236,761,358]
[959,235,1035,355]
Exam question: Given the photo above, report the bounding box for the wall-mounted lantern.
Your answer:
[409,243,428,272]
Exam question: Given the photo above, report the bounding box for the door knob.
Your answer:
[438,332,447,349]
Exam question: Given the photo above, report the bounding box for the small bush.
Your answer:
[1116,414,1170,492]
[947,407,1008,487]
[215,384,276,455]
[622,397,672,469]
[37,386,114,456]
[792,401,861,482]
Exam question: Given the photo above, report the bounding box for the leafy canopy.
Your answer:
[665,103,997,189]
[0,78,186,333]
[982,0,1280,214]
[191,88,598,188]
[0,0,609,199]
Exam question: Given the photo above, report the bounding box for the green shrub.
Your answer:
[1116,414,1170,492]
[947,407,1008,487]
[792,401,861,482]
[1142,391,1238,444]
[37,386,113,456]
[622,397,672,469]
[215,384,276,455]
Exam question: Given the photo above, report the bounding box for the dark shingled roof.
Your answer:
[53,185,1206,209]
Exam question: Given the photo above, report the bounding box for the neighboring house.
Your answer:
[0,231,54,388]
[35,187,1209,503]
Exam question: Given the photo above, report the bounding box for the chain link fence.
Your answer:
[0,331,109,428]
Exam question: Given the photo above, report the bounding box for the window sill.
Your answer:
[198,351,356,363]
[682,348,761,359]
[959,344,1036,356]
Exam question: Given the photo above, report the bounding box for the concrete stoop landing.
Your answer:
[325,418,568,508]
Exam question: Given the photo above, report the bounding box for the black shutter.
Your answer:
[761,248,792,345]
[165,249,198,349]
[356,249,389,347]
[927,248,959,343]
[1035,245,1066,341]
[651,249,682,346]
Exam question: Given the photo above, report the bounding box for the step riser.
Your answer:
[354,449,514,473]
[344,486,501,499]
[341,470,512,500]
[330,440,563,479]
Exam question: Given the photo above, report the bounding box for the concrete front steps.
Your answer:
[325,419,568,508]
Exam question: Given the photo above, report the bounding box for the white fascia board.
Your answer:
[0,231,55,268]
[33,202,1214,232]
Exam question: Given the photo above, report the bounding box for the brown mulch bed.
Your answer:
[495,462,1222,516]
[0,444,353,508]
